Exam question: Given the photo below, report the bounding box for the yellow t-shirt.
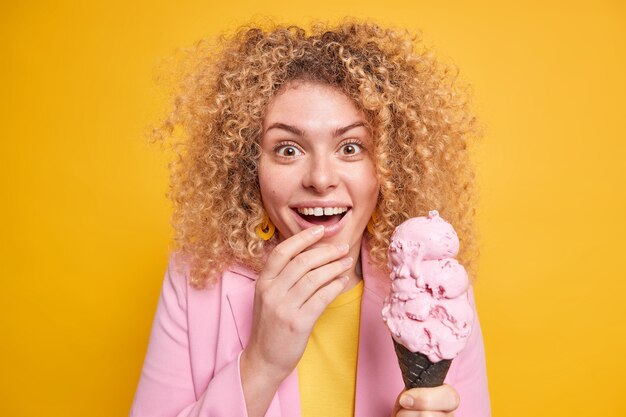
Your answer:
[297,279,364,417]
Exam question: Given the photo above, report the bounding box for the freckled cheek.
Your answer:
[258,166,291,209]
[351,169,380,211]
[258,160,275,191]
[342,166,379,191]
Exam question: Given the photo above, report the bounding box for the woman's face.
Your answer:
[258,82,380,251]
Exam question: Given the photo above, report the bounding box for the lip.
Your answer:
[290,200,352,209]
[290,207,351,238]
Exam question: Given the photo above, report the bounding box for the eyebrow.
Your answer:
[264,121,367,137]
[264,123,305,136]
[335,122,367,136]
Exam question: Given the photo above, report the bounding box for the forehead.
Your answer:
[263,81,365,128]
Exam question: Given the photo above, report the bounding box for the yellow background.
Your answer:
[2,1,625,416]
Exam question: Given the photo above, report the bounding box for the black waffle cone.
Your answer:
[393,339,452,388]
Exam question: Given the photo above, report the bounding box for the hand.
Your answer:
[242,225,353,381]
[391,384,460,417]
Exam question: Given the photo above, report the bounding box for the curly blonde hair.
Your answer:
[153,20,480,288]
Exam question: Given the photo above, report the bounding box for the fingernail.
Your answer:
[399,395,414,408]
[311,225,324,235]
[336,243,349,252]
[341,257,353,267]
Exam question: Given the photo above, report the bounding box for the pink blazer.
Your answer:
[131,240,490,417]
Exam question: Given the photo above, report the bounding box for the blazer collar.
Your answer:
[227,262,257,280]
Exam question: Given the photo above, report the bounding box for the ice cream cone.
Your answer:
[384,211,471,390]
[393,339,451,389]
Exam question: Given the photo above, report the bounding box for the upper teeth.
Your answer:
[297,207,349,216]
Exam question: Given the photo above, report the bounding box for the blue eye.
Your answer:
[276,145,302,157]
[338,142,363,156]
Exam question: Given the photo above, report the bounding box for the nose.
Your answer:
[301,154,339,193]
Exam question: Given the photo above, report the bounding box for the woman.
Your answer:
[132,21,490,417]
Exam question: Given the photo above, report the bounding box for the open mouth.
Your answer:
[293,207,350,226]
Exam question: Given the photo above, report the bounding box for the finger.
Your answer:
[276,244,351,291]
[395,410,452,417]
[399,385,460,412]
[392,391,455,417]
[259,226,325,280]
[287,256,354,307]
[299,275,350,319]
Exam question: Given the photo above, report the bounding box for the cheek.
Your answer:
[258,162,291,209]
[258,158,275,196]
[258,170,270,196]
[364,182,380,214]
[352,164,380,201]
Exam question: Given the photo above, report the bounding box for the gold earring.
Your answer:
[367,210,379,235]
[256,214,275,240]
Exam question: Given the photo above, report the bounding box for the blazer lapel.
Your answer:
[354,238,404,417]
[225,272,255,349]
[226,265,302,417]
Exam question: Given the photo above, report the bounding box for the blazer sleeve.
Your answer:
[130,256,249,417]
[448,285,491,417]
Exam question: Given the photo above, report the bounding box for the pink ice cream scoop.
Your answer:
[382,210,474,365]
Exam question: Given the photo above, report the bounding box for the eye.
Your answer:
[338,142,363,156]
[275,144,303,157]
